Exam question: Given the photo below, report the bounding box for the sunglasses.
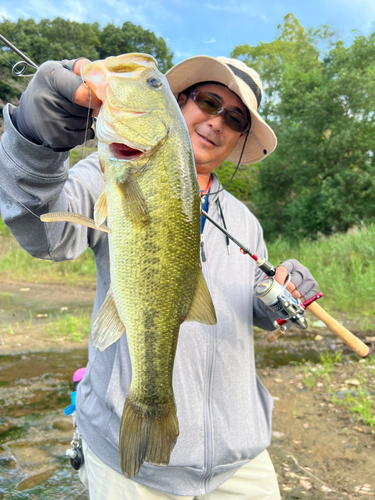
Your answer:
[187,90,250,133]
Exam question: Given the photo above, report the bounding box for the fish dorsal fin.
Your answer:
[94,189,108,228]
[183,269,217,325]
[120,175,149,222]
[92,286,125,351]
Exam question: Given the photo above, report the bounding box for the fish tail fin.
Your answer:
[119,395,179,478]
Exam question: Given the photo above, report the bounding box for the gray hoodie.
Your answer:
[0,103,275,497]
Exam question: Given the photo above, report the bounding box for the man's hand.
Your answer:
[274,259,318,302]
[11,58,102,152]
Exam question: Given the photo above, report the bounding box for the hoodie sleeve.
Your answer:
[0,104,103,261]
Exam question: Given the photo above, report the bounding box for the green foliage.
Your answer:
[302,351,342,388]
[0,217,10,236]
[267,223,375,320]
[215,161,257,202]
[98,21,173,73]
[344,389,375,427]
[0,242,96,284]
[0,17,174,105]
[232,14,375,241]
[46,311,91,343]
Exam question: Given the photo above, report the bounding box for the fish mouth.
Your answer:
[109,143,144,160]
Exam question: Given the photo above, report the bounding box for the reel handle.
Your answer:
[307,301,370,358]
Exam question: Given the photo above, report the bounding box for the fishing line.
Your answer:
[0,184,41,220]
[79,62,97,161]
[0,52,33,83]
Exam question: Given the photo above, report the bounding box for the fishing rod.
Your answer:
[0,33,38,76]
[202,210,370,358]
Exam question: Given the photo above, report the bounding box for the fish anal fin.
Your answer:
[94,189,108,228]
[119,175,149,222]
[120,394,179,478]
[183,270,217,325]
[92,287,125,351]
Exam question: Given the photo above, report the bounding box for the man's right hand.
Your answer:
[11,59,102,152]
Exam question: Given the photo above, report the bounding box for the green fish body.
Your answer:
[81,54,217,478]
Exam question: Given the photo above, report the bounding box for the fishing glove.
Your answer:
[278,259,318,301]
[11,59,95,152]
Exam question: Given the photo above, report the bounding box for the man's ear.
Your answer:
[177,93,187,109]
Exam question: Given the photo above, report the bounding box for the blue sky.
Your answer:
[1,0,374,63]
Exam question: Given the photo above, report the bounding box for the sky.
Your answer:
[0,0,374,63]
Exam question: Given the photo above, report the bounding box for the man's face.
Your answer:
[178,83,248,176]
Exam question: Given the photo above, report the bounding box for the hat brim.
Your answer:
[166,56,277,165]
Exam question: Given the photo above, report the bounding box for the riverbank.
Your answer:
[0,281,374,499]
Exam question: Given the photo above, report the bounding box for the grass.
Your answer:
[46,311,91,343]
[343,388,375,427]
[301,352,375,427]
[0,237,96,285]
[301,351,342,388]
[267,223,375,321]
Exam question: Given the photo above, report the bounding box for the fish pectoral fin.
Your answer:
[120,175,149,222]
[183,269,217,325]
[91,287,125,351]
[40,212,111,234]
[94,189,108,228]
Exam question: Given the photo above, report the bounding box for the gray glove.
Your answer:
[279,259,318,301]
[11,59,95,152]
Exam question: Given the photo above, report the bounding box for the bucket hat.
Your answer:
[166,56,277,165]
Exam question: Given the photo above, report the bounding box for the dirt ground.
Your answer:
[0,280,96,354]
[0,281,374,499]
[261,363,375,499]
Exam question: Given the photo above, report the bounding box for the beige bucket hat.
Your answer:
[166,55,277,165]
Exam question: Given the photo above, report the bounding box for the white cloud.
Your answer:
[204,38,216,44]
[204,1,255,14]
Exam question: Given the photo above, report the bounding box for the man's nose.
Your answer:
[206,113,224,132]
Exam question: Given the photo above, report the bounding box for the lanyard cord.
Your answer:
[208,130,250,197]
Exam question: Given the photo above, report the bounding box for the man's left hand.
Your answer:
[274,259,318,302]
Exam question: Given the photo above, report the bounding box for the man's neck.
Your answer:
[197,173,212,191]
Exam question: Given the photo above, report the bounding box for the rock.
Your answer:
[345,379,360,386]
[17,466,56,491]
[300,479,312,490]
[314,335,323,341]
[311,320,326,328]
[0,454,17,469]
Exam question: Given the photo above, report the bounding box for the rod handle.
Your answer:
[266,328,285,343]
[307,301,370,358]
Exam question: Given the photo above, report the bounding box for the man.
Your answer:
[0,55,317,499]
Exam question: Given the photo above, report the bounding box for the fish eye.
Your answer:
[147,77,163,88]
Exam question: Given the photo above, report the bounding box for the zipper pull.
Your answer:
[200,234,206,262]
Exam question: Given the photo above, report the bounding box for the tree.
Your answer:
[98,22,173,73]
[231,14,375,241]
[0,17,174,112]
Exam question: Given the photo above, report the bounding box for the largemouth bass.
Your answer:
[43,53,217,478]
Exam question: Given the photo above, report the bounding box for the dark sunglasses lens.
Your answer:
[226,112,248,133]
[194,92,222,114]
